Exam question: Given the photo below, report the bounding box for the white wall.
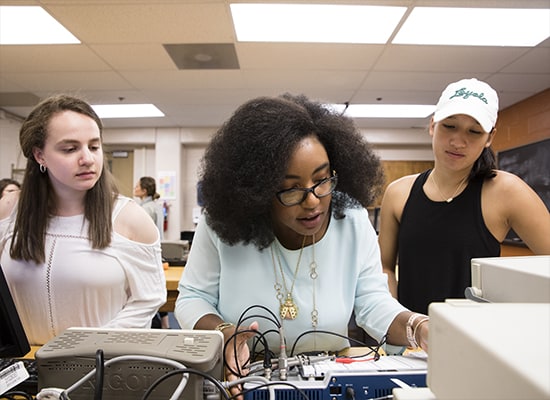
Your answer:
[366,128,434,160]
[0,112,25,181]
[132,147,156,183]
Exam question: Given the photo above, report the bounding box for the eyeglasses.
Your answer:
[276,172,338,206]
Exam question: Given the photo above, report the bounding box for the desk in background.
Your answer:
[160,265,184,313]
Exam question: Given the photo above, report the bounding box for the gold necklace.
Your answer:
[271,235,319,329]
[430,171,468,203]
[309,234,318,329]
[271,236,306,320]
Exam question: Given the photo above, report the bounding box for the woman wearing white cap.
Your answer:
[378,78,550,315]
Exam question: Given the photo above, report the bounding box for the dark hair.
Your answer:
[10,94,119,263]
[469,142,497,181]
[200,93,384,250]
[0,178,21,199]
[139,176,157,198]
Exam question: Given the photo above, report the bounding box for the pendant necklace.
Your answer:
[271,236,306,320]
[430,171,468,203]
[271,235,319,329]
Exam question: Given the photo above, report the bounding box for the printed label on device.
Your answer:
[0,361,30,395]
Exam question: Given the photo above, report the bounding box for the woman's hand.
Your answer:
[222,321,259,399]
[416,320,429,352]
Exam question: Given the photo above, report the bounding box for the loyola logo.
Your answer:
[450,88,489,104]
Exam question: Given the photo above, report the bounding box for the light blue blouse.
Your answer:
[176,207,406,354]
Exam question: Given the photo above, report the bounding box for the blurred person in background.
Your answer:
[0,178,21,198]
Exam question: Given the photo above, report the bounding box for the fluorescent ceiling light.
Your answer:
[230,3,406,43]
[393,7,550,46]
[0,6,80,45]
[92,104,165,119]
[329,104,436,119]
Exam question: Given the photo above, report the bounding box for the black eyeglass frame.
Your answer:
[275,172,338,206]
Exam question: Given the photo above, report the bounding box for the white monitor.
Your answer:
[466,255,550,303]
[428,300,550,400]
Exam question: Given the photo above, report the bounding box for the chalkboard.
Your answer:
[497,138,550,243]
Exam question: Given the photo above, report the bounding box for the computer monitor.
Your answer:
[466,255,550,303]
[428,300,550,400]
[180,230,195,246]
[426,255,550,399]
[0,265,31,357]
[160,240,189,265]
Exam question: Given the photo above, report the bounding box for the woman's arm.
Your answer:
[107,199,166,328]
[378,176,416,298]
[387,311,429,352]
[114,200,160,244]
[103,249,167,328]
[503,175,550,253]
[484,171,550,253]
[378,189,400,297]
[175,215,224,329]
[0,190,19,220]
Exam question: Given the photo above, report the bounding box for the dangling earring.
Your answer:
[39,164,47,173]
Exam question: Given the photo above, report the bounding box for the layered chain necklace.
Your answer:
[271,235,319,328]
[430,171,468,203]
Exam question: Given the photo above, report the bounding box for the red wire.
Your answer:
[335,356,376,363]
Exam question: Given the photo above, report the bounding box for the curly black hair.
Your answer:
[200,93,384,250]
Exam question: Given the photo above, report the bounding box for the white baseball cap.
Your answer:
[433,78,499,133]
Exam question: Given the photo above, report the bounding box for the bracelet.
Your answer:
[413,317,429,346]
[215,322,235,333]
[406,314,423,348]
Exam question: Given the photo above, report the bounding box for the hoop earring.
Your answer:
[39,164,47,173]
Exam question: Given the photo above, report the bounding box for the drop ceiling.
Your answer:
[0,0,549,130]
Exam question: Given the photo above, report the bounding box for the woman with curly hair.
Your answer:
[176,94,428,394]
[0,94,166,345]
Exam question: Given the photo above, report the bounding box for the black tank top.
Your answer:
[397,169,500,314]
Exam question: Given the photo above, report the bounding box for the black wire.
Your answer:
[0,391,33,400]
[223,327,267,377]
[94,349,104,400]
[140,368,230,400]
[236,305,281,329]
[224,304,387,381]
[290,329,383,358]
[341,101,350,116]
[249,329,277,367]
[250,328,278,356]
[234,304,384,360]
[224,304,282,377]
